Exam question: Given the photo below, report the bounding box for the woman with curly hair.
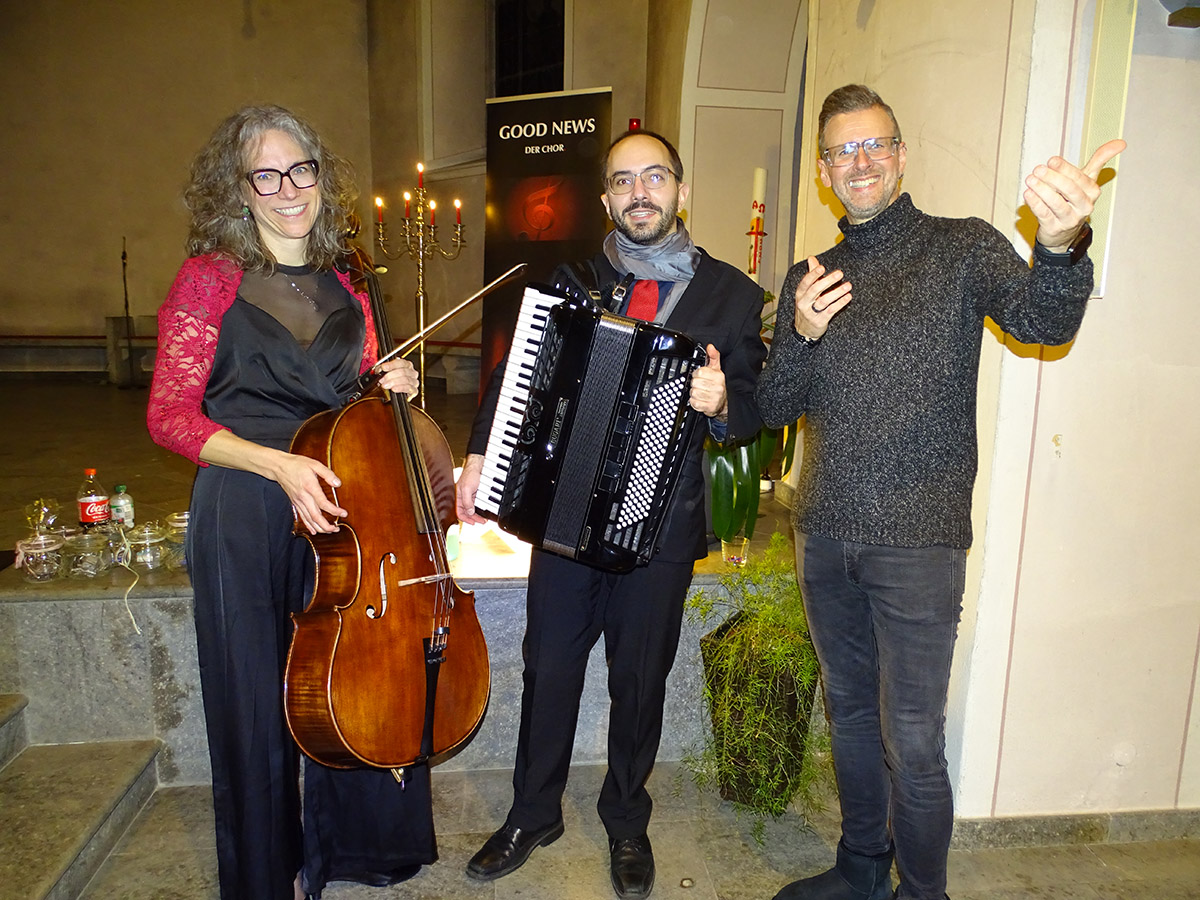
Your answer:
[148,105,436,900]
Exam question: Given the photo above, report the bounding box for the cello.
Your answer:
[283,251,489,775]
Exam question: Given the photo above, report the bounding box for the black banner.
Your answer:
[481,88,612,395]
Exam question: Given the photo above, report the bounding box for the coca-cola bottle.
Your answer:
[77,468,111,531]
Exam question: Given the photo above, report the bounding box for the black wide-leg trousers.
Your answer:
[189,466,436,900]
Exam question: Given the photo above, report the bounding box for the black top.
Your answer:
[203,271,365,451]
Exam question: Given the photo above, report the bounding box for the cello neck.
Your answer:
[350,250,442,536]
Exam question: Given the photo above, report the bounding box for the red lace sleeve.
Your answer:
[146,257,242,465]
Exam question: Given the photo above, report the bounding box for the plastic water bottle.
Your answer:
[77,468,111,531]
[111,484,135,528]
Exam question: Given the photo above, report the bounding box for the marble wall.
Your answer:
[0,575,711,786]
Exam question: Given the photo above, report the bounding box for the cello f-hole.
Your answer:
[370,552,397,619]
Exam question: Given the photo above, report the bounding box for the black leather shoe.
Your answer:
[465,818,565,881]
[609,833,655,898]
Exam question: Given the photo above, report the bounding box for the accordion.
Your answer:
[475,283,708,572]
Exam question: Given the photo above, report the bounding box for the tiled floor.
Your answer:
[80,763,1200,900]
[6,377,1200,899]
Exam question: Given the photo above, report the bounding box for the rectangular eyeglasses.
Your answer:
[606,166,676,195]
[820,137,900,167]
[245,160,320,196]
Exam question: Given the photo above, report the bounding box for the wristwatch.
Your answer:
[1034,222,1093,267]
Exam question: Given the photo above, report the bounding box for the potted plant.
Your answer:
[685,532,829,834]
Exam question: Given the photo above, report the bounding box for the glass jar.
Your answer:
[90,521,129,567]
[63,531,114,579]
[126,523,167,571]
[16,534,64,583]
[163,511,189,571]
[46,524,80,543]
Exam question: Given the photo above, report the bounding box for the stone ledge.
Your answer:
[0,580,712,785]
[952,808,1200,848]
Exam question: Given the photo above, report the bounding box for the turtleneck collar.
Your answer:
[838,193,918,253]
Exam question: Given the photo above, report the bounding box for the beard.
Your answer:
[613,196,679,245]
[832,164,901,224]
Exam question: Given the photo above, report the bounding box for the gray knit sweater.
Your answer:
[757,194,1091,549]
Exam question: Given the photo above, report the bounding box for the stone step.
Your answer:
[0,692,28,770]
[0,739,159,900]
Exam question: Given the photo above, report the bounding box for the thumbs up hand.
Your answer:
[689,343,728,421]
[1025,138,1127,251]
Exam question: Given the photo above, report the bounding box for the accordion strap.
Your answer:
[559,259,631,314]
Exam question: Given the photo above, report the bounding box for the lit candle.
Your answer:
[403,191,411,218]
[429,200,436,226]
[454,199,461,224]
[417,163,424,189]
[375,196,384,224]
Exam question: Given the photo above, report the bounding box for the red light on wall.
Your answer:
[628,118,641,130]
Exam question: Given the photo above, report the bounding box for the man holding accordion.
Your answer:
[456,129,767,898]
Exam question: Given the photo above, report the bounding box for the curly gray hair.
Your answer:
[184,105,357,272]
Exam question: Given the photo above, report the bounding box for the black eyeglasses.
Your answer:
[245,160,320,196]
[820,137,901,167]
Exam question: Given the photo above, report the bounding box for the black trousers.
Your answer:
[508,548,695,839]
[189,466,436,900]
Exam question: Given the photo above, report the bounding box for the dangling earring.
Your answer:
[240,205,250,220]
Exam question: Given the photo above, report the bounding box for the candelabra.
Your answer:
[375,163,465,408]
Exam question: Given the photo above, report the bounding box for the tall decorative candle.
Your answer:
[746,167,767,284]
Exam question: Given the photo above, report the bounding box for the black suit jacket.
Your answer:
[468,248,767,563]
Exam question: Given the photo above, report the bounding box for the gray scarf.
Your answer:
[603,219,701,324]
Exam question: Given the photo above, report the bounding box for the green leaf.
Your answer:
[781,421,799,478]
[736,440,761,541]
[710,448,736,542]
[739,441,758,540]
[757,427,778,477]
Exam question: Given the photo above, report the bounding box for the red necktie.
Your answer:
[626,279,659,321]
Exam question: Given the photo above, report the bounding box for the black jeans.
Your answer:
[797,533,964,900]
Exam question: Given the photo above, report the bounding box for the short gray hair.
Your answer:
[817,85,902,151]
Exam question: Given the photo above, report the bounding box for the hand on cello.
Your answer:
[196,429,346,535]
[274,358,417,535]
[376,357,419,399]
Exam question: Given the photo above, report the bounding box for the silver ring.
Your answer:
[811,301,820,313]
